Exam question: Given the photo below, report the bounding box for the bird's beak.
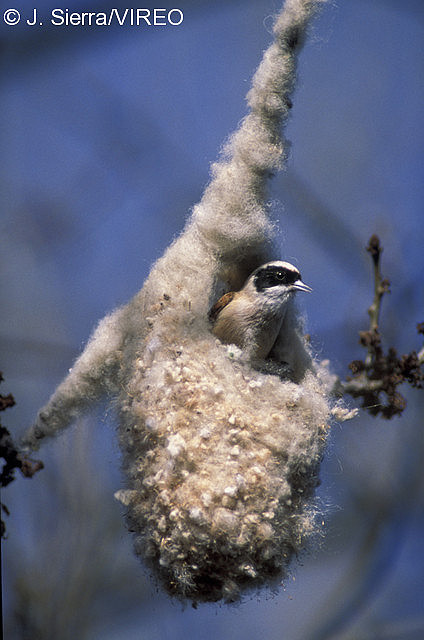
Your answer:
[291,279,312,293]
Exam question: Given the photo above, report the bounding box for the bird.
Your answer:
[208,261,312,377]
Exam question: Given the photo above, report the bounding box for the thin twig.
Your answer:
[364,235,390,366]
[1,372,44,538]
[337,236,423,419]
[366,235,387,331]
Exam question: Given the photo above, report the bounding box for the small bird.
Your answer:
[209,261,312,373]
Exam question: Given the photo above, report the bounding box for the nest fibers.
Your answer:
[21,0,351,603]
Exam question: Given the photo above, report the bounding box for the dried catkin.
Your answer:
[21,0,350,603]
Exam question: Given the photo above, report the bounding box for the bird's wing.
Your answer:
[208,291,236,324]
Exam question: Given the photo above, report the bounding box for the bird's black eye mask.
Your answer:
[254,265,300,291]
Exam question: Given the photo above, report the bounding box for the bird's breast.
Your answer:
[212,298,286,360]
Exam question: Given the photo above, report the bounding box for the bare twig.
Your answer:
[363,235,390,367]
[339,236,424,419]
[365,235,388,329]
[1,372,44,538]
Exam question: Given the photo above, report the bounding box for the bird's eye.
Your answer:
[273,269,294,285]
[253,264,301,291]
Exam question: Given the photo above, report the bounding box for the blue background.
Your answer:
[2,1,424,638]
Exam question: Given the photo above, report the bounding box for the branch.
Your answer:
[1,372,44,538]
[364,235,390,364]
[339,236,424,419]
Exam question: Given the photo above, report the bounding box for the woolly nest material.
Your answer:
[110,217,340,603]
[120,296,333,603]
[21,0,351,604]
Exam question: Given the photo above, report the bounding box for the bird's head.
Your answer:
[248,261,312,303]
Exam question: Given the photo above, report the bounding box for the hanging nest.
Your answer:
[116,276,335,602]
[21,0,351,604]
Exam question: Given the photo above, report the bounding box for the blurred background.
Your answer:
[1,0,423,638]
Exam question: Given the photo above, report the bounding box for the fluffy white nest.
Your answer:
[21,0,351,604]
[117,280,334,602]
